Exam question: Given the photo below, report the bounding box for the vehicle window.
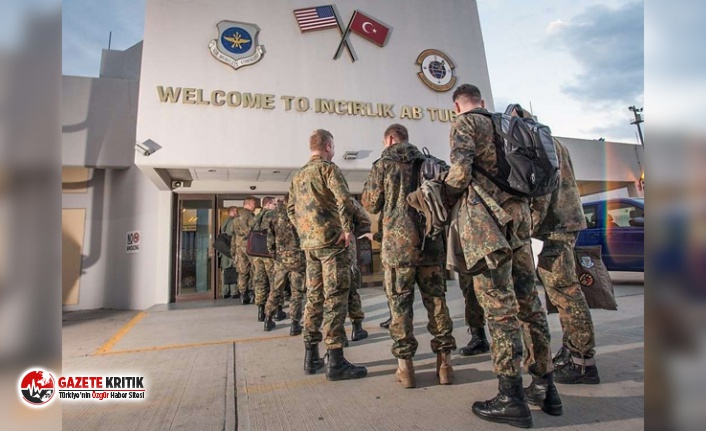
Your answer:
[607,202,644,228]
[584,205,598,228]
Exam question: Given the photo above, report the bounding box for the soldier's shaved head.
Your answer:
[243,197,258,210]
[310,129,334,152]
[452,83,485,114]
[384,124,408,144]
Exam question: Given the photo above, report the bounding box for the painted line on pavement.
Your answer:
[93,311,147,355]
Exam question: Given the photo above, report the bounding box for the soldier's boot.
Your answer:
[459,327,490,356]
[351,321,369,342]
[264,315,276,332]
[290,320,302,336]
[436,351,454,385]
[553,355,600,385]
[552,345,571,369]
[472,376,533,429]
[325,348,367,381]
[379,316,391,329]
[241,291,252,305]
[273,305,287,322]
[257,305,265,322]
[304,343,325,375]
[525,373,563,416]
[232,291,241,300]
[396,359,416,389]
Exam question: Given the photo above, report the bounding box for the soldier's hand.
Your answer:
[358,233,374,241]
[336,231,353,248]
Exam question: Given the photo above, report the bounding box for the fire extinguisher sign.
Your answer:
[126,231,141,254]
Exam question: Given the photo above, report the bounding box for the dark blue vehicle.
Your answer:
[576,198,644,272]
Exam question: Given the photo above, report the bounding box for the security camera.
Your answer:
[249,186,257,190]
[135,141,155,156]
[172,180,183,188]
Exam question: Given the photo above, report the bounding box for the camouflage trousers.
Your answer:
[235,246,252,295]
[458,272,485,329]
[252,257,275,306]
[302,247,351,350]
[474,199,553,378]
[536,231,596,358]
[271,252,306,320]
[348,265,365,323]
[385,265,456,359]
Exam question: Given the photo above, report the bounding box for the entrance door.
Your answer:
[175,196,216,301]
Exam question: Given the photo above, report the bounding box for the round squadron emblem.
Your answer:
[416,49,456,92]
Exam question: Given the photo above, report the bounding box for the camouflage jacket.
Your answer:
[288,155,354,250]
[362,142,444,267]
[444,108,517,208]
[268,203,304,254]
[232,208,255,247]
[532,139,587,237]
[349,198,372,259]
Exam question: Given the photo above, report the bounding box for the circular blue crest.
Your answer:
[221,27,253,54]
[428,61,447,79]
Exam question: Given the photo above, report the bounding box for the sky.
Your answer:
[61,0,644,143]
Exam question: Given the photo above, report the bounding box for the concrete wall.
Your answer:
[62,75,138,168]
[136,0,493,173]
[100,42,143,81]
[62,166,172,311]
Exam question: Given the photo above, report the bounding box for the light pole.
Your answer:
[628,105,644,146]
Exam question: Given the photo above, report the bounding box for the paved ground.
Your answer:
[62,273,644,430]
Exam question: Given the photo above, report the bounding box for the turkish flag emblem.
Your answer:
[349,11,390,47]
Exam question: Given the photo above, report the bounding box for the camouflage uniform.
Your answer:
[347,199,371,323]
[288,155,355,350]
[458,272,485,329]
[219,216,236,296]
[444,109,552,378]
[267,202,306,321]
[362,142,456,359]
[231,208,256,296]
[531,139,595,360]
[251,209,276,306]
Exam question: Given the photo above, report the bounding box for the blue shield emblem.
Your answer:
[209,20,265,70]
[580,256,595,269]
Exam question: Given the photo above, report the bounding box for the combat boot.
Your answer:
[436,351,454,385]
[552,345,571,369]
[264,315,275,332]
[325,348,367,381]
[241,291,252,305]
[554,355,600,385]
[257,305,265,322]
[351,321,369,342]
[290,320,302,336]
[380,316,391,329]
[274,305,287,322]
[459,327,490,356]
[525,373,563,416]
[396,359,416,388]
[472,375,533,428]
[304,343,325,374]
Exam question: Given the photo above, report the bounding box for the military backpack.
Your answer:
[472,104,560,197]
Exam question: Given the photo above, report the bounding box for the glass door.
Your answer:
[175,196,216,301]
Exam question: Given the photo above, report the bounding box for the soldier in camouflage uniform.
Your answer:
[288,129,367,381]
[344,198,371,345]
[457,273,490,356]
[267,194,306,335]
[251,196,278,325]
[231,197,257,304]
[220,206,238,299]
[445,85,561,427]
[362,123,456,389]
[529,134,599,385]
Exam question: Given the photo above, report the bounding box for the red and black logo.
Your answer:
[20,369,56,406]
[579,273,595,287]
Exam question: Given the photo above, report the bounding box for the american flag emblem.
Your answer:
[294,5,339,32]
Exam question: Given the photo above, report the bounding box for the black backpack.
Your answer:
[408,147,450,248]
[472,104,560,197]
[412,147,450,183]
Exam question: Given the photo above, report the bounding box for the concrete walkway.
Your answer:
[62,274,644,430]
